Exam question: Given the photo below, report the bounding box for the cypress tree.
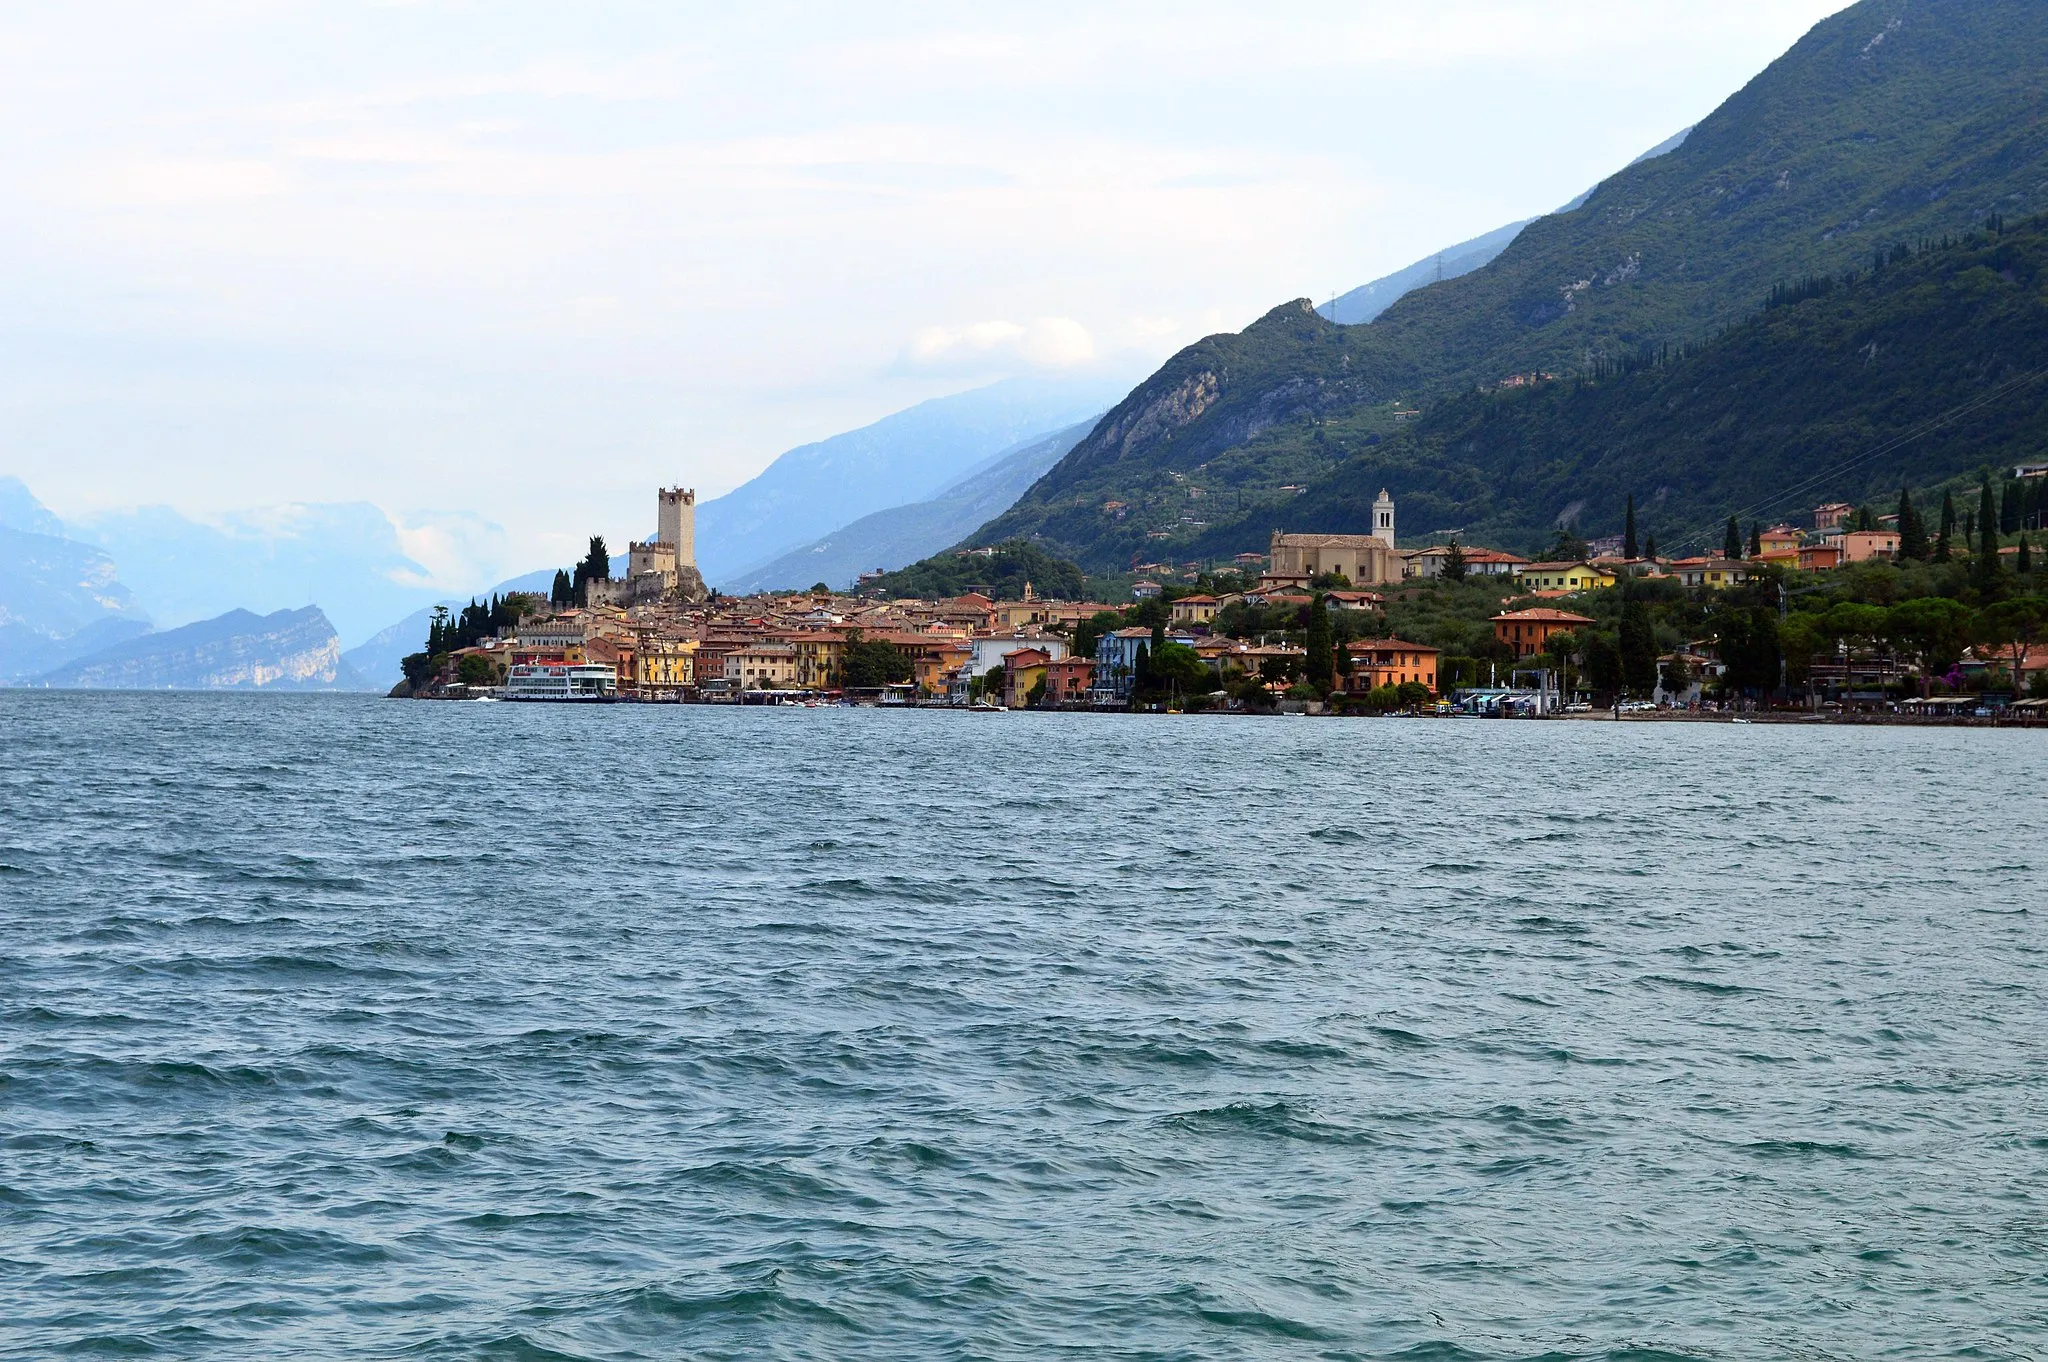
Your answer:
[1619,593,1658,698]
[1977,480,2001,590]
[1724,516,1742,560]
[1748,522,1762,558]
[2001,480,2023,536]
[1623,494,1638,560]
[1896,487,1927,561]
[1443,539,1468,582]
[1305,593,1334,694]
[1132,643,1151,705]
[1643,532,1658,561]
[1936,491,1956,562]
[2020,536,2034,575]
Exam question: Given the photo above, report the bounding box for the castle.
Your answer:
[592,486,708,606]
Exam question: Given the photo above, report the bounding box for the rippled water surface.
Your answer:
[2,692,2044,1360]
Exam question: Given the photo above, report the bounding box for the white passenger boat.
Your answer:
[502,663,619,702]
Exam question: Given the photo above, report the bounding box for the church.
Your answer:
[1265,489,1403,586]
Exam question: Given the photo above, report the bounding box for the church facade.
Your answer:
[1266,489,1402,586]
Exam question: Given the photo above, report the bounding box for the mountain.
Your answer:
[976,0,2048,569]
[720,420,1096,594]
[0,475,68,538]
[340,568,555,691]
[695,374,1134,585]
[67,501,447,647]
[0,478,154,682]
[1317,128,1694,326]
[35,606,372,691]
[1274,219,2048,556]
[1320,221,1533,326]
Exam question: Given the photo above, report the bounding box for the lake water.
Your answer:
[2,692,2043,1360]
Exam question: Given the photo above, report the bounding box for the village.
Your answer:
[399,480,2048,721]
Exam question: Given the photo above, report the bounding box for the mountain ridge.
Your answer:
[970,0,2048,570]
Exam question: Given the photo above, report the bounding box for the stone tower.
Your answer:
[1372,489,1396,550]
[657,487,696,569]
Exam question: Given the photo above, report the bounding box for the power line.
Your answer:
[1664,365,2048,551]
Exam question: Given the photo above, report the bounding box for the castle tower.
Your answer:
[657,487,696,569]
[1372,489,1396,550]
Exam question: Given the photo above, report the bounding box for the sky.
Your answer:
[0,0,1857,587]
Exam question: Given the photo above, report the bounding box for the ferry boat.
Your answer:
[502,663,618,702]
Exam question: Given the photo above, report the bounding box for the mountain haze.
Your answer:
[721,421,1095,594]
[696,375,1132,585]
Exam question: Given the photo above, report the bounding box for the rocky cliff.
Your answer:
[34,606,373,691]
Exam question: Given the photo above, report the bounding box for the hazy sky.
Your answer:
[0,1,1855,584]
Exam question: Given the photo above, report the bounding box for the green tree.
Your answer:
[2021,536,2034,575]
[1304,592,1334,693]
[1623,494,1638,560]
[1977,480,2001,592]
[1443,539,1468,582]
[1619,594,1658,697]
[456,654,501,687]
[1723,516,1743,560]
[1897,486,1928,561]
[1748,521,1763,558]
[573,535,611,603]
[1977,597,2045,694]
[839,629,912,689]
[1548,527,1590,562]
[1581,630,1623,703]
[1888,597,1976,693]
[1716,606,1781,696]
[1659,653,1695,698]
[1643,532,1658,560]
[2001,479,2024,535]
[1148,641,1209,703]
[1936,490,1956,562]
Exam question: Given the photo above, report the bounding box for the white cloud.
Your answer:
[905,316,1096,374]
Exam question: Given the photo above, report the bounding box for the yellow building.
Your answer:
[784,633,846,690]
[1516,561,1618,594]
[634,637,698,696]
[1170,594,1221,626]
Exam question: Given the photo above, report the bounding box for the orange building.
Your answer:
[1344,639,1441,692]
[1492,608,1595,659]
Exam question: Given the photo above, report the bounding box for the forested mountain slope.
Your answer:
[973,0,2048,569]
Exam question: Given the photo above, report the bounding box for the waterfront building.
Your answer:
[1492,608,1596,659]
[724,642,800,690]
[1002,648,1053,709]
[1042,656,1096,707]
[1343,639,1441,693]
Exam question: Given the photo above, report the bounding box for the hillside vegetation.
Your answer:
[973,0,2048,568]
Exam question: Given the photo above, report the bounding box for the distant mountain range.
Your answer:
[65,501,448,647]
[1318,128,1693,326]
[695,374,1133,585]
[972,0,2048,569]
[32,606,371,691]
[720,419,1096,594]
[0,478,154,683]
